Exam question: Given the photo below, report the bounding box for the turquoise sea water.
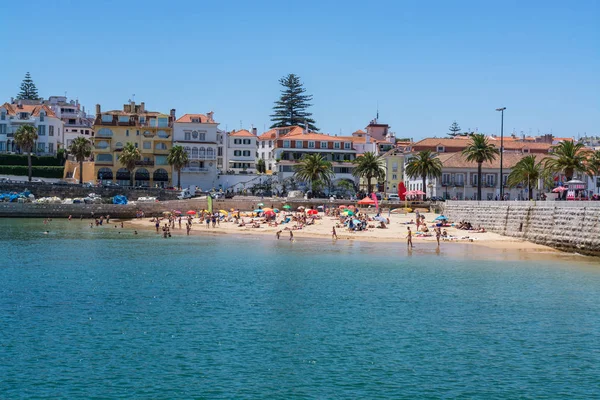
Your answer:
[1,219,599,399]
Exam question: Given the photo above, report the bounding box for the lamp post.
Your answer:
[496,107,506,200]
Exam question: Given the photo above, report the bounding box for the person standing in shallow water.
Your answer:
[406,227,414,248]
[435,227,441,246]
[289,231,294,241]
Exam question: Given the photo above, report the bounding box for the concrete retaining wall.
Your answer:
[444,201,600,256]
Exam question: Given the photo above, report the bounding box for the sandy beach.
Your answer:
[126,208,555,253]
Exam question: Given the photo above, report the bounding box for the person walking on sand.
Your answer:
[332,226,338,240]
[406,227,414,248]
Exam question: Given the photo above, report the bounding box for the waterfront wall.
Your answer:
[0,182,179,201]
[444,201,600,256]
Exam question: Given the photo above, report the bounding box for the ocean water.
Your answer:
[1,219,599,399]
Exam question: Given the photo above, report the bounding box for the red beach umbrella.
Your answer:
[186,210,196,215]
[357,197,376,205]
[552,186,567,193]
[264,210,276,217]
[307,209,318,215]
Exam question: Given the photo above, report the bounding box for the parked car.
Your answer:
[103,181,120,188]
[177,189,193,200]
[31,178,45,183]
[53,180,71,186]
[388,194,400,202]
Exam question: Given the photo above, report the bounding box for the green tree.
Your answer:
[336,179,356,197]
[69,137,93,184]
[506,155,542,200]
[293,154,334,193]
[256,158,266,174]
[270,74,318,131]
[119,142,141,186]
[352,152,386,195]
[16,72,40,100]
[543,141,589,182]
[14,125,38,182]
[461,134,500,201]
[405,150,443,200]
[448,121,461,137]
[167,145,189,189]
[588,150,600,194]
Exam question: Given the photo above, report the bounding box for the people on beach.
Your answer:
[276,230,281,240]
[406,227,414,248]
[332,226,337,240]
[289,230,294,241]
[435,227,441,246]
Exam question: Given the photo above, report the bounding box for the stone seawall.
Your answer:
[444,201,600,256]
[0,182,179,201]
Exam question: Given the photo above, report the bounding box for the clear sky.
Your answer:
[1,0,598,140]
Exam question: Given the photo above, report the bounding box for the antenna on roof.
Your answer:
[132,94,135,102]
[376,101,379,121]
[240,120,242,129]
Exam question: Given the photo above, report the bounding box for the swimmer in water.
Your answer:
[44,231,49,234]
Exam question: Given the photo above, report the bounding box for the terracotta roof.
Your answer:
[553,137,574,142]
[413,137,553,152]
[229,129,255,138]
[103,110,162,116]
[285,131,347,141]
[352,129,366,135]
[1,102,56,118]
[176,113,216,123]
[434,152,542,169]
[258,126,303,140]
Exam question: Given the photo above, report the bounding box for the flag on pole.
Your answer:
[207,195,213,214]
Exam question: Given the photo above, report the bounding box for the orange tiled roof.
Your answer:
[229,129,255,138]
[285,131,347,141]
[176,113,215,123]
[435,152,543,169]
[413,137,553,152]
[258,126,304,140]
[352,129,366,135]
[1,102,56,118]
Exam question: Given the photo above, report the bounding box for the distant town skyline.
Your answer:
[1,0,597,140]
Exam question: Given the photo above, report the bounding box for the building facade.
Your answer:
[227,129,258,174]
[382,148,406,195]
[173,112,219,190]
[0,101,63,155]
[45,96,94,149]
[92,101,174,187]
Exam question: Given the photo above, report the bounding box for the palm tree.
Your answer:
[405,150,443,200]
[69,137,93,184]
[14,125,38,182]
[293,153,334,194]
[506,155,542,200]
[588,150,600,195]
[119,142,141,186]
[167,145,189,189]
[352,152,386,195]
[462,134,500,201]
[543,141,589,183]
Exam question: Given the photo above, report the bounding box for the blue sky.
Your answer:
[1,0,598,139]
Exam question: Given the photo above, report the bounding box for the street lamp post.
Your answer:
[496,107,506,200]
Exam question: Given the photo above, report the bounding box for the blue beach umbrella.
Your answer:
[253,209,264,213]
[434,215,448,221]
[273,209,280,213]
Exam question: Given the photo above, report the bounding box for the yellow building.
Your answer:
[92,101,174,187]
[382,148,405,196]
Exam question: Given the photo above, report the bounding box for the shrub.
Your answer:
[0,154,63,166]
[0,166,64,178]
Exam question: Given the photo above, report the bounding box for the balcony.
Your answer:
[95,159,113,166]
[135,160,155,167]
[153,148,170,155]
[485,182,496,188]
[182,167,209,173]
[189,154,217,161]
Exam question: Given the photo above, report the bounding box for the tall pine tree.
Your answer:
[448,121,461,137]
[16,72,40,100]
[270,74,318,131]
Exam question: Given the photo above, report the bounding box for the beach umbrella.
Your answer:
[552,186,567,193]
[264,210,275,217]
[273,208,280,213]
[174,210,182,215]
[262,207,273,212]
[257,203,264,207]
[357,197,376,205]
[317,205,324,210]
[434,215,448,221]
[307,209,318,215]
[283,205,291,209]
[253,209,264,213]
[298,206,305,210]
[343,210,354,216]
[186,210,196,215]
[219,209,229,215]
[230,208,235,211]
[339,205,347,209]
[352,219,361,224]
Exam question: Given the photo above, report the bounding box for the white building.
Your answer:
[227,128,258,174]
[0,101,63,155]
[173,112,219,190]
[45,96,94,148]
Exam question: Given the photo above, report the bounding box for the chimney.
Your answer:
[140,102,145,113]
[95,104,101,115]
[252,127,257,136]
[123,104,131,113]
[303,120,308,135]
[17,100,23,109]
[10,97,14,103]
[170,109,176,119]
[207,111,214,122]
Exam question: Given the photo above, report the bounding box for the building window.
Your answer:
[486,174,495,187]
[96,140,109,149]
[437,146,445,152]
[143,141,151,149]
[392,174,397,180]
[243,139,251,145]
[155,142,168,150]
[308,141,315,148]
[0,111,5,120]
[37,125,46,136]
[39,113,45,122]
[184,146,191,157]
[115,142,123,149]
[207,148,214,158]
[158,118,168,128]
[0,125,6,134]
[48,143,54,153]
[191,147,198,158]
[217,147,223,156]
[471,174,478,186]
[118,115,129,123]
[185,132,191,140]
[37,143,45,152]
[295,140,303,148]
[455,173,464,186]
[442,173,451,185]
[97,128,113,137]
[262,141,265,148]
[49,126,54,136]
[72,129,78,133]
[234,139,241,145]
[199,147,206,158]
[243,150,251,157]
[334,142,341,149]
[320,141,328,149]
[126,129,129,137]
[283,140,290,148]
[392,162,398,172]
[157,130,169,138]
[199,132,206,141]
[192,131,198,139]
[234,150,241,156]
[96,153,113,162]
[344,142,351,149]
